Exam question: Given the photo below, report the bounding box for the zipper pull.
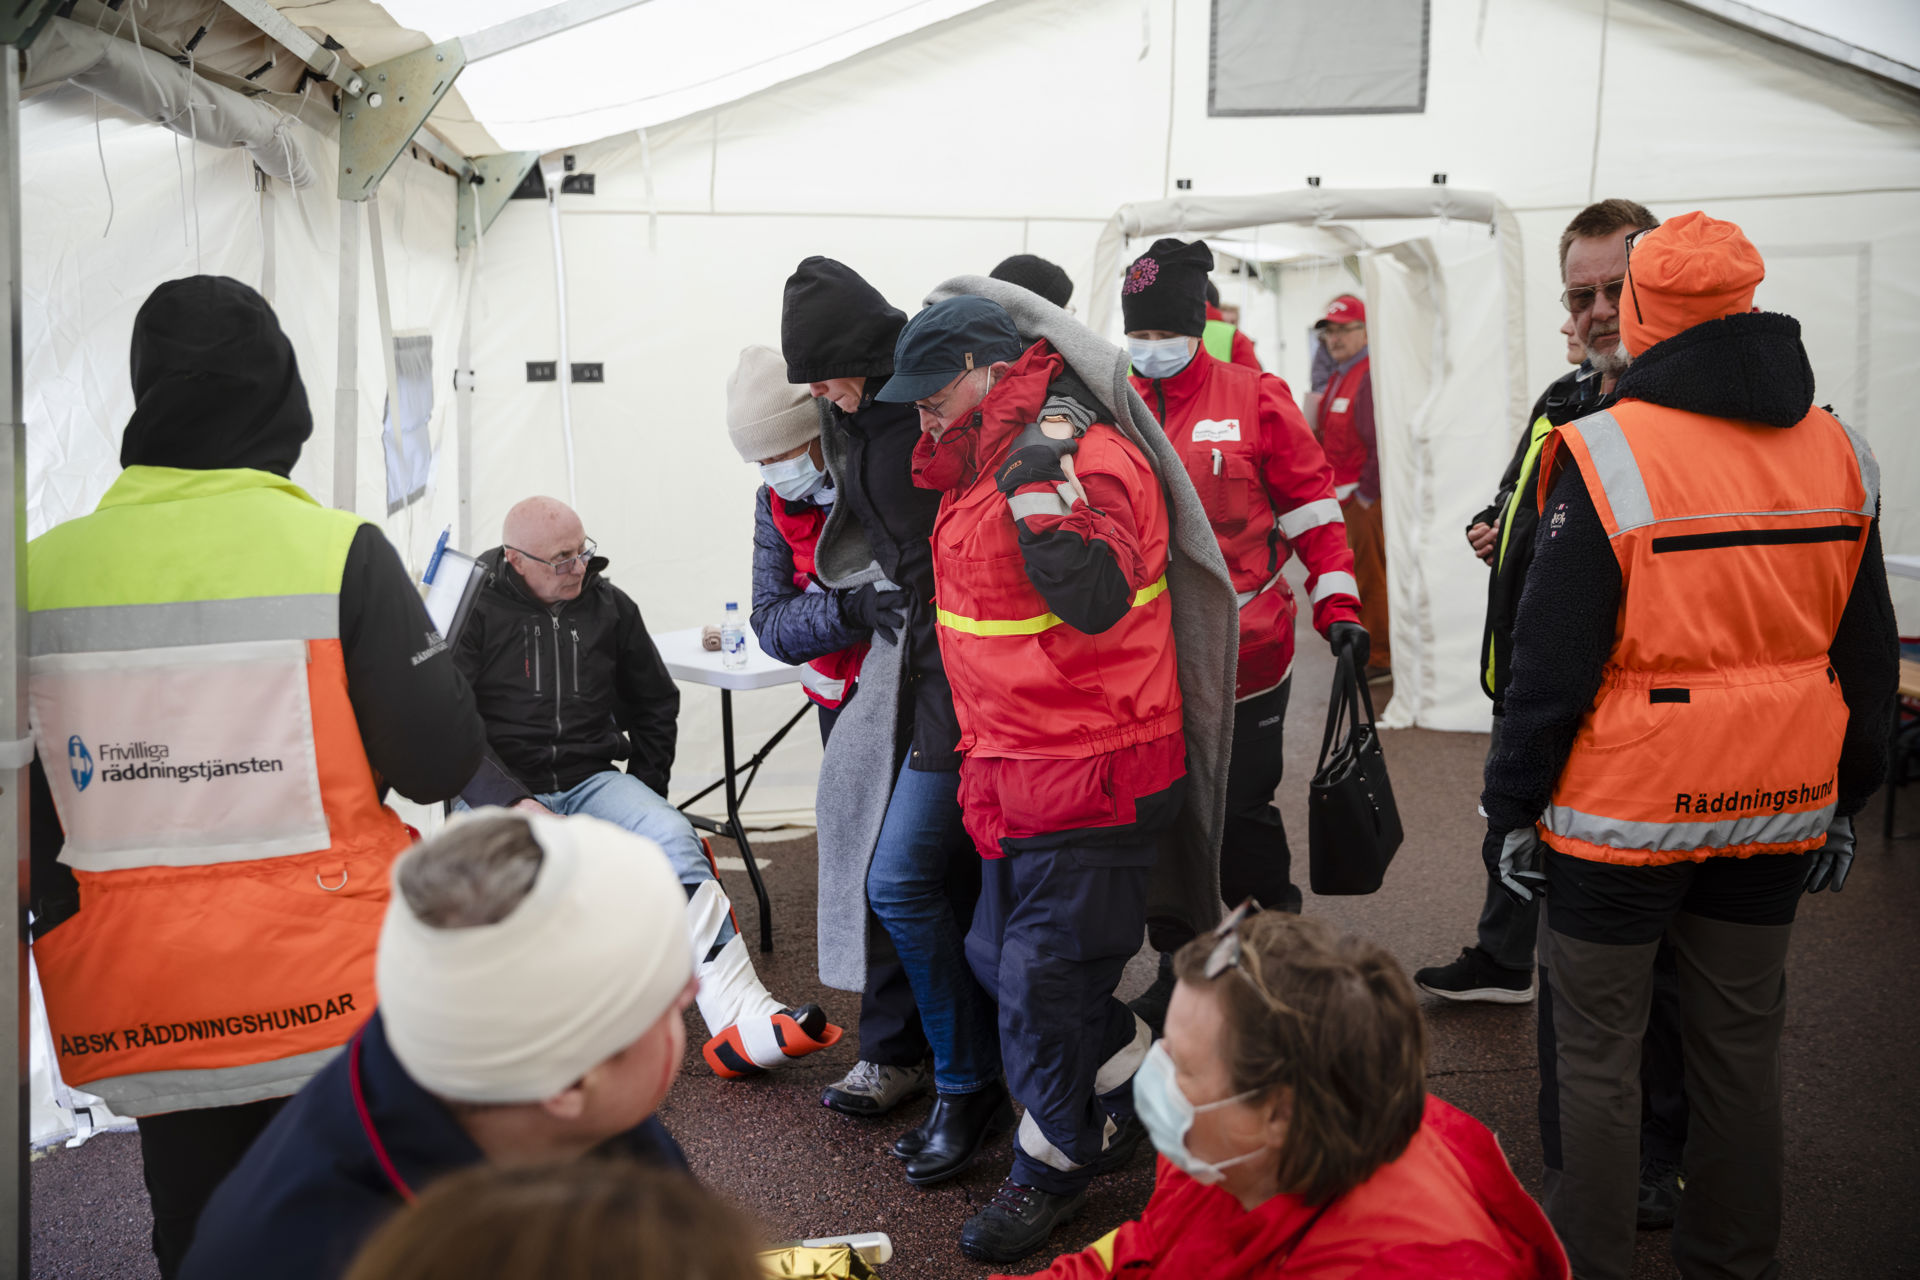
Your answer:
[1212,448,1223,476]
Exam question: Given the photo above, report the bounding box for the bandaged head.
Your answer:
[377,812,694,1104]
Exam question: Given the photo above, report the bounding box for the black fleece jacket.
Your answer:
[1483,312,1898,838]
[455,550,680,804]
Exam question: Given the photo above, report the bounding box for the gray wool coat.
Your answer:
[807,278,1238,992]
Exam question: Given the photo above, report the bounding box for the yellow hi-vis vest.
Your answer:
[1202,318,1237,364]
[28,467,410,1115]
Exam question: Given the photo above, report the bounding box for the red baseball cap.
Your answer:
[1314,295,1366,328]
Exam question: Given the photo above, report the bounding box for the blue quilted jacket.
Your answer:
[750,484,866,665]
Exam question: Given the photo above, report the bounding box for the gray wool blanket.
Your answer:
[811,398,903,991]
[807,282,1239,991]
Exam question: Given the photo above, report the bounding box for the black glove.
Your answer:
[1804,815,1854,894]
[1483,826,1547,905]
[838,585,906,645]
[1328,620,1371,670]
[994,399,1091,496]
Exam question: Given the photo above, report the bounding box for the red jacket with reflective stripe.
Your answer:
[1133,350,1359,700]
[1317,355,1373,499]
[931,344,1182,760]
[1534,399,1875,865]
[766,494,866,709]
[1001,1096,1568,1280]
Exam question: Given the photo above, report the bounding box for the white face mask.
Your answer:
[1128,335,1195,380]
[759,447,828,503]
[1132,1040,1268,1185]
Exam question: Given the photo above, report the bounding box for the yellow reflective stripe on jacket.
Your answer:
[938,574,1169,637]
[1485,414,1558,695]
[1088,1228,1120,1270]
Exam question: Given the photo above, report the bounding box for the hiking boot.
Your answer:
[821,1059,933,1119]
[959,1180,1088,1265]
[1638,1157,1683,1230]
[1414,947,1534,1004]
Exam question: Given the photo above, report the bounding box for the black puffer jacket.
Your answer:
[1483,312,1898,835]
[455,549,680,803]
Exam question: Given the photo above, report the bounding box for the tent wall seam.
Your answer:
[1587,0,1610,204]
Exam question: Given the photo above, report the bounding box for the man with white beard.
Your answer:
[1418,199,1690,1230]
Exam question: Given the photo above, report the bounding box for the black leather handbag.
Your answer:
[1308,653,1403,895]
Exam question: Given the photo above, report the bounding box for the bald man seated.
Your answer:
[455,497,841,1079]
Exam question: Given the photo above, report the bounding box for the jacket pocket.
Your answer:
[1185,446,1255,529]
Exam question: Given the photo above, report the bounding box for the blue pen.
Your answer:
[423,527,451,585]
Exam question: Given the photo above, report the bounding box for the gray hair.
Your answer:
[398,812,544,928]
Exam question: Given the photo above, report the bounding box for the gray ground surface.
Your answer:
[31,615,1920,1278]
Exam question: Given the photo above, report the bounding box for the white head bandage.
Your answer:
[377,812,694,1104]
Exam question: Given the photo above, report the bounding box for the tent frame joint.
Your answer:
[337,39,467,201]
[458,151,541,249]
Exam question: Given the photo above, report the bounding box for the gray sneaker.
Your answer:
[821,1059,933,1118]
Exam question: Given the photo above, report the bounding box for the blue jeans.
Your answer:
[535,771,732,948]
[866,760,999,1095]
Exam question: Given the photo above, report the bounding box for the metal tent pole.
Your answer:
[0,41,31,1280]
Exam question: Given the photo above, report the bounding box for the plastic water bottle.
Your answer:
[720,601,747,670]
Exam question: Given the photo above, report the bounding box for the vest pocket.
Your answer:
[1185,447,1254,528]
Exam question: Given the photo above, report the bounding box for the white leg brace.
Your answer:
[686,881,786,1066]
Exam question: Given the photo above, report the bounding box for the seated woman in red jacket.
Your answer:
[1003,909,1568,1279]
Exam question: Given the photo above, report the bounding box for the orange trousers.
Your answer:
[1342,495,1391,670]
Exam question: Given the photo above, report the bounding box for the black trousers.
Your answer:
[1220,679,1299,914]
[136,1096,288,1278]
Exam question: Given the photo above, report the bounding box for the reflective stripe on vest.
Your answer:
[1533,403,1873,865]
[939,574,1169,637]
[1202,319,1236,363]
[1484,414,1558,696]
[797,661,849,702]
[27,467,406,1111]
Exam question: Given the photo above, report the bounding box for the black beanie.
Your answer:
[781,257,907,383]
[1120,238,1213,338]
[990,254,1074,309]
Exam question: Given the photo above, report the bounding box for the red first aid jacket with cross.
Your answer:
[766,494,867,709]
[1133,348,1361,700]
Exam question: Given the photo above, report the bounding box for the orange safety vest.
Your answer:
[931,355,1181,759]
[28,467,411,1115]
[766,493,867,710]
[1533,401,1878,865]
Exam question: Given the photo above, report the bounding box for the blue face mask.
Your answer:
[759,447,828,503]
[1132,1040,1267,1185]
[1128,336,1195,381]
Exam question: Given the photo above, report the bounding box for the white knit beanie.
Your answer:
[726,344,820,463]
[377,812,693,1104]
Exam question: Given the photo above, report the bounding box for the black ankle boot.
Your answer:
[900,1082,1014,1186]
[1127,952,1176,1038]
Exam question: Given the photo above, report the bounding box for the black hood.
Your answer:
[1613,311,1814,429]
[781,257,907,384]
[120,275,313,476]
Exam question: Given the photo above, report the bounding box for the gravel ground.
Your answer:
[31,614,1920,1278]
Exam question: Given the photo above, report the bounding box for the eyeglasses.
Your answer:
[506,538,596,573]
[914,371,980,424]
[1622,225,1658,327]
[1559,277,1625,314]
[1203,898,1265,980]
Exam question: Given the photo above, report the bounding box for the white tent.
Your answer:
[6,0,1919,1153]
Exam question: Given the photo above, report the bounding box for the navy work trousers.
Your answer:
[965,833,1152,1196]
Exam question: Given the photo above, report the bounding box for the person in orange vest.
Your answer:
[25,277,489,1277]
[725,345,873,741]
[1312,295,1391,681]
[1002,909,1568,1280]
[1118,237,1367,1028]
[875,295,1184,1264]
[1481,212,1897,1279]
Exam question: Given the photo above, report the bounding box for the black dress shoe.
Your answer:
[900,1083,1014,1186]
[959,1179,1088,1264]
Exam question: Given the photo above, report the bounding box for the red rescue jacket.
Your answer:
[1317,355,1372,499]
[1001,1097,1568,1280]
[767,494,867,709]
[1133,349,1360,700]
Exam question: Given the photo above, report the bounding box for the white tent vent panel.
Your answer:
[1209,0,1430,116]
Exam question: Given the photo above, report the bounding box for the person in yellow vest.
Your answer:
[1202,279,1261,370]
[25,276,489,1278]
[1480,215,1897,1280]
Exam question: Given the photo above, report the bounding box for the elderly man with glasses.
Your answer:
[454,496,842,1085]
